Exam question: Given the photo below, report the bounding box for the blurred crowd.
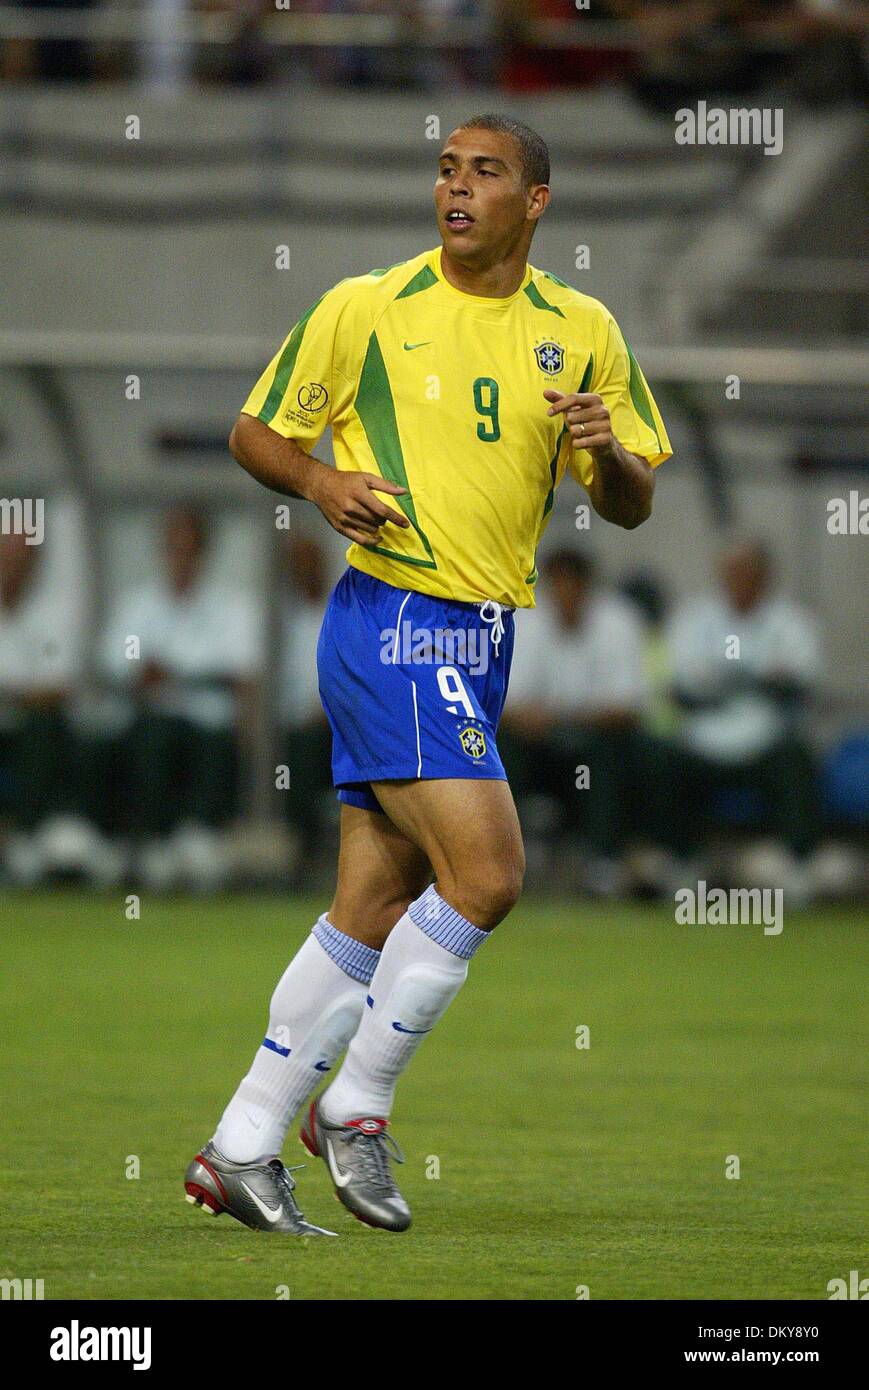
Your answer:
[1,505,865,899]
[2,0,866,103]
[501,542,864,903]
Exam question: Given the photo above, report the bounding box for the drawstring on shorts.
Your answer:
[478,598,509,657]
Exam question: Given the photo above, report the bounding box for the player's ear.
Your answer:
[527,184,550,223]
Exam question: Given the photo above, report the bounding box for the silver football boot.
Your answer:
[184,1140,337,1236]
[300,1099,412,1232]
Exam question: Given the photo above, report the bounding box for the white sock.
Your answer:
[212,915,380,1162]
[320,884,490,1125]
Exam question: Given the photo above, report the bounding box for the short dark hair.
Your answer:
[458,113,550,188]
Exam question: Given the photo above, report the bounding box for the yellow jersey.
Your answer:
[241,245,671,608]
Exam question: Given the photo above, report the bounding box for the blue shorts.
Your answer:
[317,566,515,813]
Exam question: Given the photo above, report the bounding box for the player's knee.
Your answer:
[331,874,428,946]
[381,876,432,932]
[445,848,525,930]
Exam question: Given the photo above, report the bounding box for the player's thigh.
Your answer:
[370,777,525,929]
[328,802,431,949]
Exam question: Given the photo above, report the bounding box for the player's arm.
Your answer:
[544,390,655,530]
[230,412,328,501]
[551,310,671,529]
[230,414,410,549]
[231,281,411,548]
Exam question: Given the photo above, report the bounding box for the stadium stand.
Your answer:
[0,8,865,893]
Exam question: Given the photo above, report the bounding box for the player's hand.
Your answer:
[544,389,614,454]
[310,469,410,548]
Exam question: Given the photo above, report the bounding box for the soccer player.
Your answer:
[185,114,671,1235]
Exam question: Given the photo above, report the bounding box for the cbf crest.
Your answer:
[459,724,487,759]
[534,340,565,376]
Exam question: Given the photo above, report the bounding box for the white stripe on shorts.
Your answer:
[392,590,412,664]
[411,680,422,777]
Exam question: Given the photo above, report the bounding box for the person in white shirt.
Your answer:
[100,507,264,891]
[0,526,84,877]
[277,535,334,873]
[500,547,649,894]
[667,537,822,872]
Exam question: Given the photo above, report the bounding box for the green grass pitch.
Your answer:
[1,890,865,1301]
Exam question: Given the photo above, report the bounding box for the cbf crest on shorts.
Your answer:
[459,725,487,759]
[534,340,565,376]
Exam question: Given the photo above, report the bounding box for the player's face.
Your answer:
[434,128,543,264]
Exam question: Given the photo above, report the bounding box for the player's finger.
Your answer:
[545,393,574,416]
[360,473,408,496]
[343,509,383,533]
[569,419,609,436]
[343,525,382,547]
[557,396,607,418]
[570,430,610,449]
[542,388,565,404]
[565,405,609,426]
[364,496,411,527]
[348,500,408,529]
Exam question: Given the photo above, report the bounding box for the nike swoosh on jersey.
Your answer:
[391,1021,433,1034]
[324,1137,353,1187]
[403,340,433,351]
[239,1181,283,1223]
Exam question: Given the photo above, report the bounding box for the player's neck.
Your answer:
[439,246,528,299]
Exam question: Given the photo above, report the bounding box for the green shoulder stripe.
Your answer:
[524,280,566,319]
[354,331,437,570]
[625,340,662,451]
[395,264,438,300]
[257,294,325,425]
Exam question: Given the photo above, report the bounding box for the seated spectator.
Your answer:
[0,518,85,883]
[496,0,635,92]
[0,0,98,82]
[500,548,648,896]
[99,506,263,892]
[620,570,679,739]
[610,0,785,109]
[276,534,334,876]
[667,537,823,899]
[319,0,431,90]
